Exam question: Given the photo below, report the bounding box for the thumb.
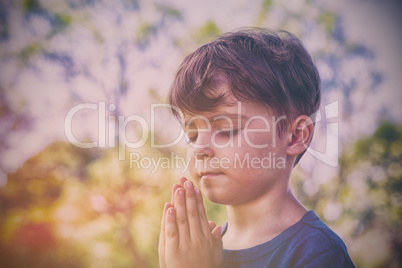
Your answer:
[212,225,223,244]
[208,221,217,231]
[212,225,224,268]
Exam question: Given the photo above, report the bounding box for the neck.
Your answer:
[223,183,307,250]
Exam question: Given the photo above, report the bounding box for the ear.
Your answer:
[286,115,314,156]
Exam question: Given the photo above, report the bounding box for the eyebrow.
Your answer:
[183,113,249,127]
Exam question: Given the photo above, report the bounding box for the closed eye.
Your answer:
[185,129,240,143]
[186,134,197,144]
[217,129,239,138]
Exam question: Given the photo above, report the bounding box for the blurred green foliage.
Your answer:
[257,0,273,25]
[22,0,40,13]
[54,13,73,30]
[319,11,337,33]
[194,21,221,43]
[18,42,43,65]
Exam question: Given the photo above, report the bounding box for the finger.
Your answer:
[212,225,224,267]
[171,184,181,206]
[159,203,171,248]
[208,221,217,231]
[165,207,179,250]
[179,177,188,188]
[211,225,223,247]
[184,180,202,237]
[195,187,210,233]
[159,203,171,268]
[174,187,190,243]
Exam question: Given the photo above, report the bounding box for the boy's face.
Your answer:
[183,86,292,206]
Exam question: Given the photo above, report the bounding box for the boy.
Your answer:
[158,29,355,267]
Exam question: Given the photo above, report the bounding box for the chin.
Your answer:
[202,190,232,205]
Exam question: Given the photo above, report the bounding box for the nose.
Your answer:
[194,148,214,160]
[191,132,215,160]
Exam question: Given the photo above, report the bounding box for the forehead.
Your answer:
[182,98,270,126]
[180,84,273,126]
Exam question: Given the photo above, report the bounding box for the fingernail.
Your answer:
[169,208,175,215]
[185,181,193,189]
[195,188,200,195]
[178,188,184,196]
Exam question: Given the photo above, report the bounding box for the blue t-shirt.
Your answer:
[222,210,355,268]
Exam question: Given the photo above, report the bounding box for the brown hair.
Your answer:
[169,28,321,163]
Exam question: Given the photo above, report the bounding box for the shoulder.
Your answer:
[286,211,355,268]
[222,211,355,268]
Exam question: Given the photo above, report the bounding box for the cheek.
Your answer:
[238,129,273,150]
[244,130,288,153]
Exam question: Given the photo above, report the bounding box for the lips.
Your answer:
[199,171,223,178]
